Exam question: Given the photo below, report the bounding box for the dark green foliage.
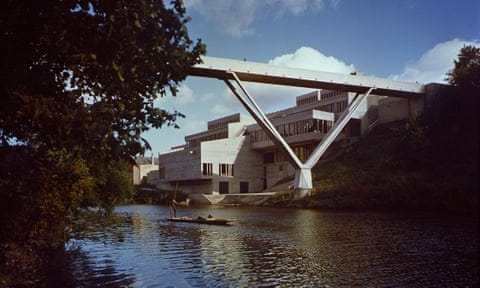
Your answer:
[446,45,480,88]
[1,0,205,158]
[0,0,205,285]
[307,93,477,215]
[93,160,135,213]
[0,147,94,286]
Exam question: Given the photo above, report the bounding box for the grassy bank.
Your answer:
[266,117,479,217]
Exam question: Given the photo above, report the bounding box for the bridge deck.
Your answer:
[190,56,425,98]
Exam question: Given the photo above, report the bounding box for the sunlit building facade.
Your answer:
[156,89,379,195]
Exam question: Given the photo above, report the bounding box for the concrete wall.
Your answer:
[350,94,380,135]
[378,96,424,123]
[157,135,264,194]
[265,161,295,188]
[132,163,159,185]
[158,147,202,181]
[202,136,264,193]
[145,168,160,185]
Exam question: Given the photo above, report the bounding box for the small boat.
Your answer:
[167,216,232,225]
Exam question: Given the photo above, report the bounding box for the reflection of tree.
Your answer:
[232,209,334,286]
[68,209,128,243]
[156,223,207,286]
[62,206,479,287]
[64,210,134,287]
[66,248,135,288]
[197,228,250,286]
[239,234,322,286]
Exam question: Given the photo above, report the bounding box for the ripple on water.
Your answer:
[67,205,479,287]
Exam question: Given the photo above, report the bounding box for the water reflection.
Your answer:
[67,211,136,288]
[66,205,479,287]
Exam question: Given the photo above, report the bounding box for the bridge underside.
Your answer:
[189,56,425,199]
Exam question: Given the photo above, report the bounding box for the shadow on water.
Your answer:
[61,205,479,287]
[58,209,136,288]
[65,248,135,288]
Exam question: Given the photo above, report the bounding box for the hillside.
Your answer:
[267,88,479,217]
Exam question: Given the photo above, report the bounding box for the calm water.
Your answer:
[67,205,479,287]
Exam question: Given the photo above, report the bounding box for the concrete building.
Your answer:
[132,155,159,185]
[157,89,384,195]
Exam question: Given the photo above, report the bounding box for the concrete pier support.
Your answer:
[294,168,313,199]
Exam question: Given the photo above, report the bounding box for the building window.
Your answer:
[219,181,229,194]
[202,163,213,176]
[159,167,165,179]
[278,125,285,137]
[219,163,234,176]
[307,119,315,132]
[240,182,249,193]
[264,152,275,164]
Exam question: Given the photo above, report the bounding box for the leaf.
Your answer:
[134,19,141,28]
[112,61,125,82]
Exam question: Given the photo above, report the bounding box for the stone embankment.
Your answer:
[187,192,277,206]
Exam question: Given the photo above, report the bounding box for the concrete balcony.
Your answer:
[250,131,325,150]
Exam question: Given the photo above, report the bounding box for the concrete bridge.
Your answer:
[189,56,426,199]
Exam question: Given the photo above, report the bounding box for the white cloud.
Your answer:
[185,0,257,37]
[210,87,246,116]
[201,92,216,102]
[182,117,207,134]
[185,0,338,37]
[174,85,196,105]
[268,46,355,74]
[211,103,232,115]
[390,38,480,84]
[245,46,356,112]
[270,0,327,16]
[154,84,196,108]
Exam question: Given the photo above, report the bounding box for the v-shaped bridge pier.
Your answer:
[190,56,425,199]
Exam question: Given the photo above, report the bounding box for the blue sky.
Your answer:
[143,0,480,154]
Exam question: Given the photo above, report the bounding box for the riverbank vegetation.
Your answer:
[267,46,479,217]
[133,185,187,205]
[269,116,478,216]
[0,1,205,286]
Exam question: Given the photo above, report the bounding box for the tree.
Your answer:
[446,45,480,88]
[1,0,205,157]
[94,160,136,213]
[0,0,205,285]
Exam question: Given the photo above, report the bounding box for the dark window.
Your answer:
[219,181,229,194]
[240,182,249,193]
[264,152,275,164]
[202,163,213,176]
[219,163,234,176]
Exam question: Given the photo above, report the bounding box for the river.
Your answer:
[66,205,478,287]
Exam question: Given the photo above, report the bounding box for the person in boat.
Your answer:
[196,214,212,221]
[169,199,177,218]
